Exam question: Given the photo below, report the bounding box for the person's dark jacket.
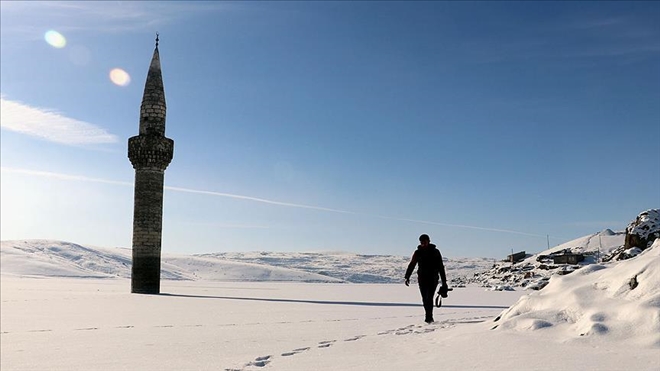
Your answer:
[405,244,447,285]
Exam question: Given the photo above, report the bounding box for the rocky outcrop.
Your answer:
[624,209,660,250]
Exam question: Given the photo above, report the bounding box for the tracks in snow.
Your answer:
[0,312,490,371]
[228,316,491,371]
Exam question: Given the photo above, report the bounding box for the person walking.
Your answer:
[405,234,448,323]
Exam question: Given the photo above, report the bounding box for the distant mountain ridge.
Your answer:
[2,228,644,286]
[0,239,494,283]
[0,240,343,282]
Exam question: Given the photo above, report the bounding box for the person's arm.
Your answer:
[438,252,448,286]
[404,251,418,284]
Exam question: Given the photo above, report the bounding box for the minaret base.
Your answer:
[131,255,161,294]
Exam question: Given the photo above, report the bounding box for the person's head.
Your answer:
[419,234,430,246]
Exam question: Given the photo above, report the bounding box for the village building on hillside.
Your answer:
[552,253,585,265]
[506,251,526,263]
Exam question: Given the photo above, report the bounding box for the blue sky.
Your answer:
[1,1,658,258]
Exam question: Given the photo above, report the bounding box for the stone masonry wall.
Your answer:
[139,101,166,136]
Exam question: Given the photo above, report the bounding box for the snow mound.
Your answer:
[493,239,660,348]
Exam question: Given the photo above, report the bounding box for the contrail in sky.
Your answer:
[165,185,356,215]
[1,166,546,238]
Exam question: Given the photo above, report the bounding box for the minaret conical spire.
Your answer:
[139,33,166,136]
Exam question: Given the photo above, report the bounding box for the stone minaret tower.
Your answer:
[128,35,174,294]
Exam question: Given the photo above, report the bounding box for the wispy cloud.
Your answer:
[0,97,118,145]
[1,166,547,238]
[1,1,235,37]
[568,16,627,30]
[463,12,659,65]
[562,14,660,59]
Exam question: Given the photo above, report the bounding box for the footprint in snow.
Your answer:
[344,335,366,342]
[247,355,271,367]
[414,327,436,334]
[281,347,310,357]
[318,340,336,348]
[394,324,416,335]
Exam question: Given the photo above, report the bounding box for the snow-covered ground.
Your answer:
[1,238,658,370]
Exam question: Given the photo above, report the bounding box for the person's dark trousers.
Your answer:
[418,281,438,322]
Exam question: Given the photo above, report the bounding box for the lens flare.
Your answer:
[109,68,131,87]
[44,30,66,48]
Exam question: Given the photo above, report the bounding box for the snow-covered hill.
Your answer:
[0,240,494,283]
[0,240,342,283]
[199,251,496,284]
[468,229,626,290]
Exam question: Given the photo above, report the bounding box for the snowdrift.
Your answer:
[493,239,660,347]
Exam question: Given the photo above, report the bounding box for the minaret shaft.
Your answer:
[131,170,165,294]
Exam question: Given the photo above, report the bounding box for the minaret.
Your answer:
[128,34,174,294]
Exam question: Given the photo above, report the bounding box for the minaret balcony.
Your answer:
[128,134,174,171]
